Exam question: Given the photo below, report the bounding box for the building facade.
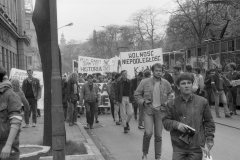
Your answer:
[0,0,30,75]
[25,8,41,71]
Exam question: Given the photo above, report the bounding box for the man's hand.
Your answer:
[206,141,214,151]
[177,123,188,133]
[0,144,11,159]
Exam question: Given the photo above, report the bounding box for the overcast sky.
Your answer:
[55,0,177,43]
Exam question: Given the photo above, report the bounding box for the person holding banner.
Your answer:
[134,63,172,160]
[82,74,99,129]
[117,70,134,133]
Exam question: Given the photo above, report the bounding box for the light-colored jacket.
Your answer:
[134,77,172,107]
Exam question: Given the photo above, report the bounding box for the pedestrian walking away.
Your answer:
[135,63,173,160]
[67,72,80,126]
[0,66,23,160]
[22,68,41,127]
[11,79,30,128]
[162,73,215,160]
[82,74,99,129]
[117,70,134,133]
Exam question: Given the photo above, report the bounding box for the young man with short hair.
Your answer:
[135,63,172,160]
[22,68,41,127]
[162,73,215,160]
[82,74,99,129]
[117,70,134,133]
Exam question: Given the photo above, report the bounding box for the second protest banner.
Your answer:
[120,48,163,78]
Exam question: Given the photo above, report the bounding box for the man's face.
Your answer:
[153,67,162,79]
[122,71,127,79]
[27,70,33,78]
[88,77,93,84]
[178,80,193,95]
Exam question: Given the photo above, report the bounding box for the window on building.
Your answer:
[197,47,201,57]
[27,56,32,66]
[209,44,214,54]
[228,40,235,51]
[0,47,2,66]
[201,45,207,56]
[221,41,228,52]
[2,47,5,67]
[9,51,12,69]
[12,53,15,68]
[187,50,191,58]
[214,43,220,53]
[6,49,9,74]
[237,38,240,51]
[25,20,31,29]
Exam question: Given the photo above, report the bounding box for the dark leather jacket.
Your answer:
[22,77,41,100]
[116,78,134,103]
[162,94,215,152]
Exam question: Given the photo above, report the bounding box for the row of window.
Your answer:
[186,38,240,58]
[0,46,18,75]
[0,0,17,25]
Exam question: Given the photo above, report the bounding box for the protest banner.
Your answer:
[78,83,110,108]
[9,68,44,110]
[78,56,108,74]
[120,48,163,78]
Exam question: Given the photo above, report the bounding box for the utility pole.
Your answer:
[32,0,66,160]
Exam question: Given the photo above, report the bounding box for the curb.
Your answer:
[214,121,240,130]
[76,122,105,160]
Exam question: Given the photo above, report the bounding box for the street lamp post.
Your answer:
[58,22,73,29]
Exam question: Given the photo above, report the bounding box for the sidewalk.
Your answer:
[20,115,104,160]
[211,106,240,129]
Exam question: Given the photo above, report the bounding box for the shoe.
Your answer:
[230,111,233,116]
[84,124,90,129]
[142,155,147,160]
[32,123,36,127]
[126,122,130,130]
[23,124,30,128]
[225,114,231,118]
[90,125,93,129]
[216,115,221,118]
[134,115,137,120]
[96,120,99,123]
[124,127,128,133]
[116,121,121,125]
[138,125,144,129]
[69,123,73,126]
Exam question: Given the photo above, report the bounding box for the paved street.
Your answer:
[80,113,240,160]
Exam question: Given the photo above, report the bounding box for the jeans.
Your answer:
[213,90,230,116]
[27,98,37,124]
[114,103,121,121]
[138,103,144,126]
[172,151,202,160]
[142,106,163,159]
[229,87,237,113]
[85,102,96,126]
[67,101,78,124]
[120,96,133,127]
[133,102,138,119]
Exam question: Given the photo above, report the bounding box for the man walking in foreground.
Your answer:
[82,74,99,129]
[117,70,134,133]
[162,73,215,160]
[135,63,172,160]
[0,66,23,160]
[22,68,41,127]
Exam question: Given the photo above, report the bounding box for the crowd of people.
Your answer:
[62,62,239,160]
[0,61,239,160]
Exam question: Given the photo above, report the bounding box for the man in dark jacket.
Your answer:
[162,73,215,160]
[22,68,41,127]
[0,66,23,160]
[117,70,134,133]
[82,74,99,129]
[210,68,231,118]
[226,63,240,115]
